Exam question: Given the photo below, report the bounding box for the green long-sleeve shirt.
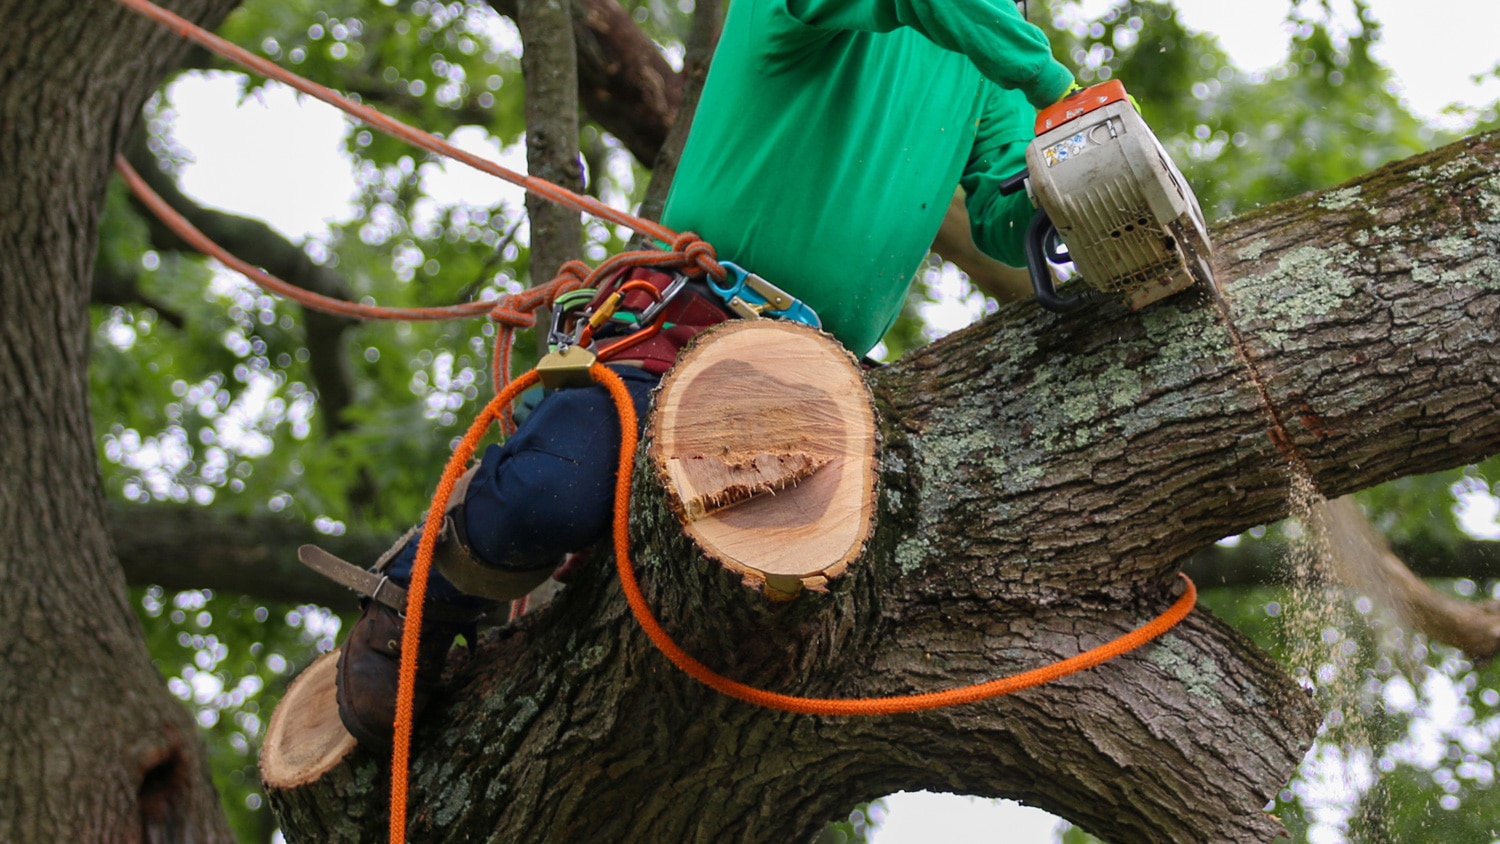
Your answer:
[660,0,1073,356]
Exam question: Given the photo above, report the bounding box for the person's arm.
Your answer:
[960,83,1037,269]
[783,0,1072,107]
[931,188,1033,301]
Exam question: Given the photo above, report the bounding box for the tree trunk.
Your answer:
[519,0,583,363]
[0,0,238,840]
[267,134,1500,843]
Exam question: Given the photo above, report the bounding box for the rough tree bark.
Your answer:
[518,0,582,360]
[0,0,241,840]
[266,136,1500,843]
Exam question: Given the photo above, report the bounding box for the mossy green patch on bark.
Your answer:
[1147,635,1225,702]
[432,775,472,827]
[893,533,932,576]
[1317,186,1363,211]
[1228,245,1360,348]
[1236,238,1271,262]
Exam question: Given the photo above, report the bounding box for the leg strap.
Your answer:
[296,544,481,623]
[299,463,549,609]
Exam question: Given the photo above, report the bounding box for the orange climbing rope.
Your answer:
[392,359,1197,839]
[110,0,728,412]
[391,368,540,839]
[114,153,725,426]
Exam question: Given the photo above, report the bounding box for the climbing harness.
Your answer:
[108,0,1200,840]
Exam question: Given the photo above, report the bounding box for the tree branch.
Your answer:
[110,501,385,608]
[1319,496,1500,660]
[518,0,584,298]
[1185,525,1500,588]
[90,246,186,327]
[489,0,681,165]
[121,134,361,433]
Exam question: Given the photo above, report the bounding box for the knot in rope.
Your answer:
[671,232,725,280]
[554,259,592,286]
[487,299,538,331]
[485,271,594,432]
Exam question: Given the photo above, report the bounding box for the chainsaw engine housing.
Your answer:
[1023,80,1213,310]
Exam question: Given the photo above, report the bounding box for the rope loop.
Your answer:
[555,259,593,286]
[487,299,538,331]
[671,231,725,280]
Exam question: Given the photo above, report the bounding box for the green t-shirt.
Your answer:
[660,0,1073,357]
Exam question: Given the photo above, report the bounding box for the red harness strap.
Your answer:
[591,268,732,374]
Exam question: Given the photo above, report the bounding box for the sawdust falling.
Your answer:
[1202,268,1382,834]
[1278,470,1388,838]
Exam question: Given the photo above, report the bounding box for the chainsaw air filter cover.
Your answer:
[1024,80,1213,310]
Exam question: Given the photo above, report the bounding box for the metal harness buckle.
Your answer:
[707,262,821,328]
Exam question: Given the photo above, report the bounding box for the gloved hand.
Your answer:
[1055,79,1140,112]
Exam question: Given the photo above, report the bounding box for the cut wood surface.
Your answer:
[260,649,355,790]
[648,320,878,597]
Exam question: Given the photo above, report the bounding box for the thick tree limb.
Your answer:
[270,132,1500,843]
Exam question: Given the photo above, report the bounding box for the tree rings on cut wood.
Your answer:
[648,320,878,599]
[260,648,356,789]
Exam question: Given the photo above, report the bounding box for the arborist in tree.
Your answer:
[315,0,1077,748]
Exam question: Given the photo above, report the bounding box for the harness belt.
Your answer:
[567,262,820,375]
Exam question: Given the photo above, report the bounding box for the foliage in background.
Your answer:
[89,0,1500,840]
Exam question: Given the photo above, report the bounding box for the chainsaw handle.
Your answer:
[998,169,1029,197]
[1025,209,1093,314]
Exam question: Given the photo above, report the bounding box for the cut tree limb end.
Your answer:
[648,320,879,599]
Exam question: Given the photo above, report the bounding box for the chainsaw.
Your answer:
[1000,80,1215,313]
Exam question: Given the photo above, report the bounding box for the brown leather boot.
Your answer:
[335,599,471,749]
[300,536,486,750]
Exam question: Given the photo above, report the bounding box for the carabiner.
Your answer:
[708,262,821,328]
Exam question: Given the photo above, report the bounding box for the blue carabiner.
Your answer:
[711,261,822,329]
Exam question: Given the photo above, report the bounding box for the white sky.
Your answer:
[161,2,1500,841]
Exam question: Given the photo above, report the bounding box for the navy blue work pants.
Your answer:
[384,364,661,606]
